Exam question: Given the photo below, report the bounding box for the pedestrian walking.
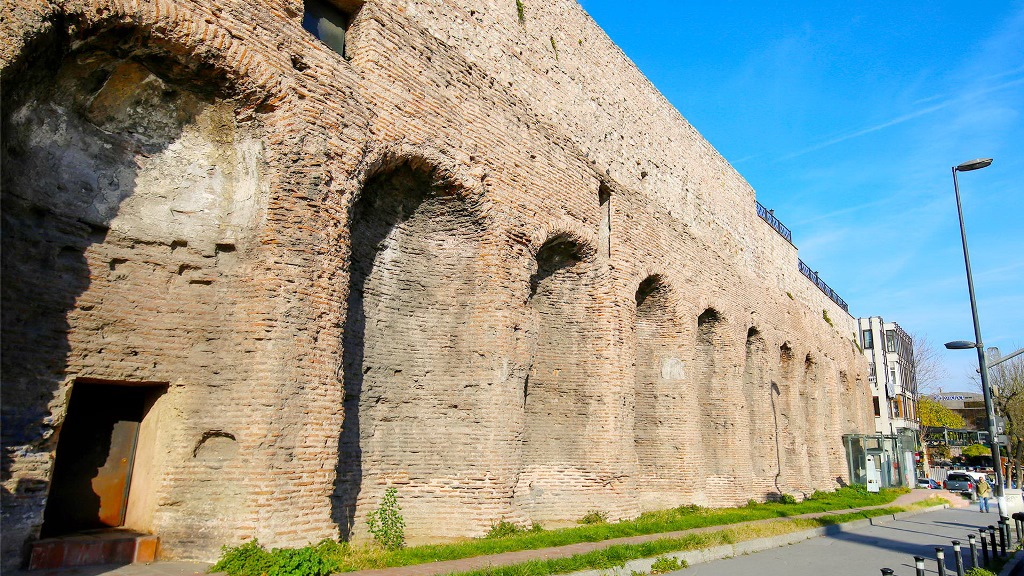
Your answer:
[977,475,992,513]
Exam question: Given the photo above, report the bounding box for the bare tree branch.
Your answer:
[912,332,947,395]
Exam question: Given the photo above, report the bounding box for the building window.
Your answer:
[302,0,363,57]
[890,366,898,387]
[869,362,876,378]
[873,397,881,417]
[862,329,873,349]
[886,329,896,353]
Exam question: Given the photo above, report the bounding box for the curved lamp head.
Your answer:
[956,158,993,172]
[945,340,979,350]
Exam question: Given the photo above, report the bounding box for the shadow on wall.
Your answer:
[0,26,239,567]
[332,166,437,538]
[335,162,486,538]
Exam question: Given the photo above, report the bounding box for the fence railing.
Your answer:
[755,201,793,244]
[755,200,849,314]
[798,258,849,313]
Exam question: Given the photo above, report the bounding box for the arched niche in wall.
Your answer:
[743,327,774,496]
[515,232,597,519]
[775,342,797,494]
[839,370,860,433]
[803,353,828,486]
[1,32,268,560]
[633,275,693,499]
[338,159,497,538]
[696,307,730,479]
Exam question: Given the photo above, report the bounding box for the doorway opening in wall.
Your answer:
[41,379,167,538]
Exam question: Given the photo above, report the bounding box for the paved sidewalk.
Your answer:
[9,489,966,576]
[659,506,1013,576]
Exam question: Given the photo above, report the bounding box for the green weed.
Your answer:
[579,510,609,525]
[367,487,405,550]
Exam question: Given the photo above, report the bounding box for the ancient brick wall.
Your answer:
[1,0,873,568]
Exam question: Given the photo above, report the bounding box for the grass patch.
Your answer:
[904,495,948,510]
[444,506,911,576]
[211,485,909,575]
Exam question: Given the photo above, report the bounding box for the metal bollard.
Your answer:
[881,570,895,576]
[1014,512,1023,542]
[981,528,990,565]
[915,555,926,576]
[936,547,947,576]
[988,525,998,558]
[952,540,965,576]
[998,518,1008,556]
[969,533,979,568]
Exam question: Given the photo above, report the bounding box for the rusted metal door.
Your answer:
[92,419,140,526]
[42,383,146,537]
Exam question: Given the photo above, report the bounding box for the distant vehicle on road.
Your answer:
[943,472,975,494]
[917,478,941,489]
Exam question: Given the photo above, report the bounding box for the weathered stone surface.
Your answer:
[0,0,873,568]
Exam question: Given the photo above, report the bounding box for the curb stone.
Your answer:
[566,504,950,576]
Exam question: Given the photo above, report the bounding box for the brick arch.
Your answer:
[802,351,830,489]
[695,307,729,485]
[514,231,603,521]
[2,1,281,107]
[338,156,507,539]
[774,341,801,495]
[0,8,296,562]
[632,274,698,509]
[526,224,599,264]
[348,144,491,215]
[744,325,776,498]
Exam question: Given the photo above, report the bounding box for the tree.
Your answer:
[912,333,947,395]
[988,347,1024,489]
[918,396,965,429]
[962,443,989,458]
[911,334,949,471]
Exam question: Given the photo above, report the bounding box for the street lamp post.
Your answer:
[946,157,1005,516]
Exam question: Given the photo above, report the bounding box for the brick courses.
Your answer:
[1,0,873,569]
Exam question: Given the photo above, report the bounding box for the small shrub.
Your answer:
[579,510,609,524]
[778,493,797,504]
[515,0,525,24]
[367,487,405,550]
[822,309,833,327]
[965,568,996,576]
[650,555,685,573]
[486,519,525,539]
[786,291,794,300]
[211,540,274,576]
[530,522,544,532]
[209,539,342,576]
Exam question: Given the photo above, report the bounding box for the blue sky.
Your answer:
[579,0,1023,392]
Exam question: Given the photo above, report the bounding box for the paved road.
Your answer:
[673,507,1009,576]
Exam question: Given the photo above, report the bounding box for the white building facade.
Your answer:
[858,317,919,436]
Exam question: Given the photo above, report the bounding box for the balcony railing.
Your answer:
[755,201,793,244]
[798,259,849,312]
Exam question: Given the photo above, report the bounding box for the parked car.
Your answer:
[962,470,991,485]
[917,478,941,489]
[943,472,975,494]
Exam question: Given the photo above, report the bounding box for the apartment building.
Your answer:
[858,317,919,435]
